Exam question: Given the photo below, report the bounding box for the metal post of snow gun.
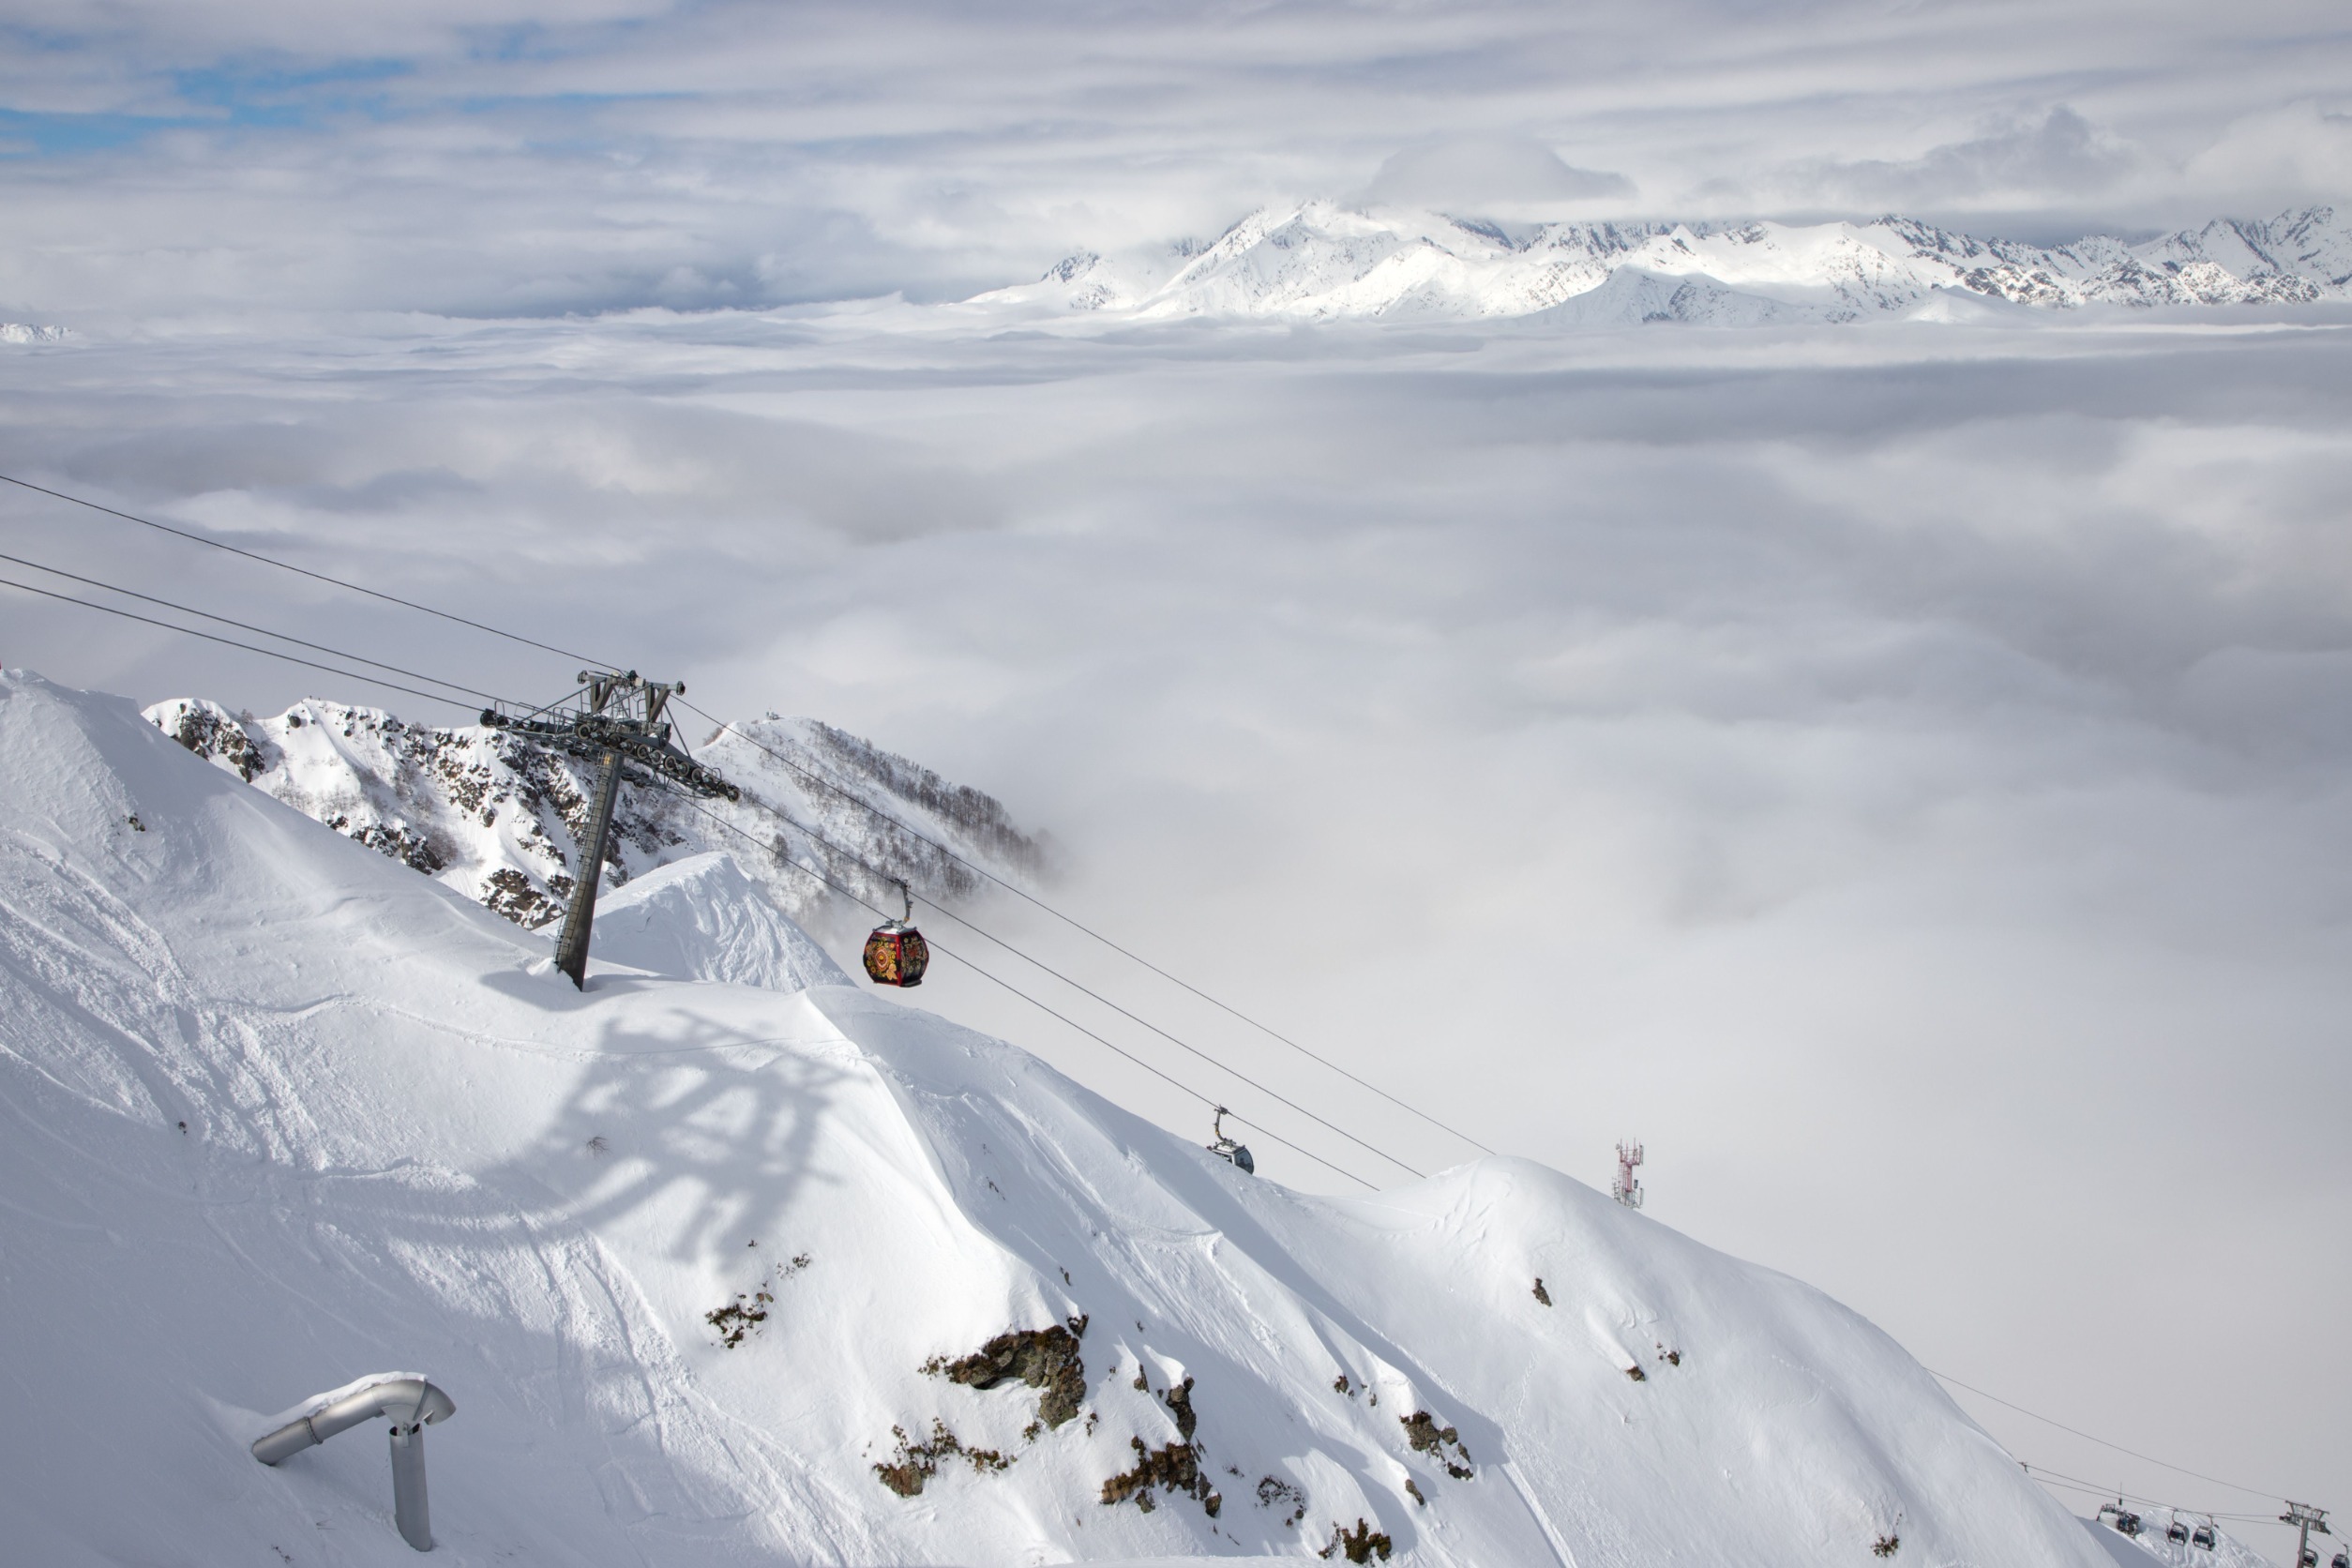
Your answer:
[251,1377,457,1551]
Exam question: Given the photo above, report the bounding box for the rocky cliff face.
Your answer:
[144,695,1045,939]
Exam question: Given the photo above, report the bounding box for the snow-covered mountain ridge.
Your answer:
[971,201,2352,324]
[1,665,2183,1564]
[143,695,1043,942]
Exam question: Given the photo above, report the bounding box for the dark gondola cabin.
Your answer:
[863,881,930,988]
[1206,1107,1254,1174]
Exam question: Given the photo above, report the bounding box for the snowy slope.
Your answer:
[969,202,2352,324]
[143,696,1044,941]
[591,852,852,991]
[2081,1514,2278,1568]
[7,667,2125,1566]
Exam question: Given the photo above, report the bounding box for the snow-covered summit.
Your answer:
[591,851,852,991]
[143,694,1044,942]
[969,201,2352,324]
[4,665,2139,1563]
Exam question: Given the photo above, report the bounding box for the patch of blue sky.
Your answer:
[0,107,201,157]
[0,57,420,155]
[171,55,414,110]
[170,56,415,128]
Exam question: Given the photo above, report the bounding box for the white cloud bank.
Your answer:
[1364,134,1635,212]
[4,303,2348,1562]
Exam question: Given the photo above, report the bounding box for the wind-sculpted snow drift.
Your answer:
[5,667,2126,1565]
[971,201,2352,325]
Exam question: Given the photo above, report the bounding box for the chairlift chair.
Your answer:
[1206,1108,1254,1174]
[862,880,930,988]
[2191,1520,2217,1550]
[2298,1550,2315,1568]
[2167,1518,2191,1544]
[2328,1549,2346,1568]
[2098,1502,2143,1538]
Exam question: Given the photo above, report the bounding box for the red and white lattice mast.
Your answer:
[1612,1141,1645,1209]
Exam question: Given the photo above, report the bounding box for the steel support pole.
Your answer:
[553,746,622,988]
[389,1421,432,1550]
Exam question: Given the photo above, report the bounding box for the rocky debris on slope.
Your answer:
[972,201,2352,324]
[930,1319,1090,1429]
[144,696,1044,946]
[1320,1517,1395,1561]
[1399,1410,1472,1480]
[872,1420,1015,1497]
[1100,1435,1221,1516]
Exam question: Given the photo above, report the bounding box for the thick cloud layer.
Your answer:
[3,304,2346,1558]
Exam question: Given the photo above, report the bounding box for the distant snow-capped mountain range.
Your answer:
[970,201,2352,324]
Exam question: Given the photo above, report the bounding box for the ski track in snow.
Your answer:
[0,668,2280,1565]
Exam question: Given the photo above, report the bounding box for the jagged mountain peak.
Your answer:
[971,201,2352,326]
[143,694,1045,948]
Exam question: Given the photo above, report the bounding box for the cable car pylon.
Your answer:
[482,671,739,988]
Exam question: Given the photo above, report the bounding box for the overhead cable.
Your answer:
[2021,1463,2269,1523]
[0,470,616,670]
[661,788,1384,1192]
[0,548,508,705]
[1928,1367,2277,1501]
[0,574,492,714]
[679,697,1492,1158]
[721,780,1424,1178]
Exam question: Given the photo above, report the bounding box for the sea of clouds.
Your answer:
[1,0,2347,1559]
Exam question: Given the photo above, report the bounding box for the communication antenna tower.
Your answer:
[482,671,739,988]
[1612,1140,1645,1209]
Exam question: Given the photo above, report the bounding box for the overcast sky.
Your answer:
[4,0,2352,315]
[3,1,2349,1560]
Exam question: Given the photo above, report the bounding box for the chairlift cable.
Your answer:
[0,574,494,715]
[0,534,1418,1185]
[0,472,1448,1180]
[2027,1465,2207,1510]
[659,788,1384,1192]
[0,549,509,704]
[2022,1464,2275,1528]
[680,698,1492,1157]
[1927,1367,2277,1501]
[715,780,1425,1178]
[0,471,617,670]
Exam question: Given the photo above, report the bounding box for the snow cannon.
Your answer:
[251,1376,456,1551]
[862,879,930,988]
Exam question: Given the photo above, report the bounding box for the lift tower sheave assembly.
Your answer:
[482,671,740,989]
[2283,1502,2330,1568]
